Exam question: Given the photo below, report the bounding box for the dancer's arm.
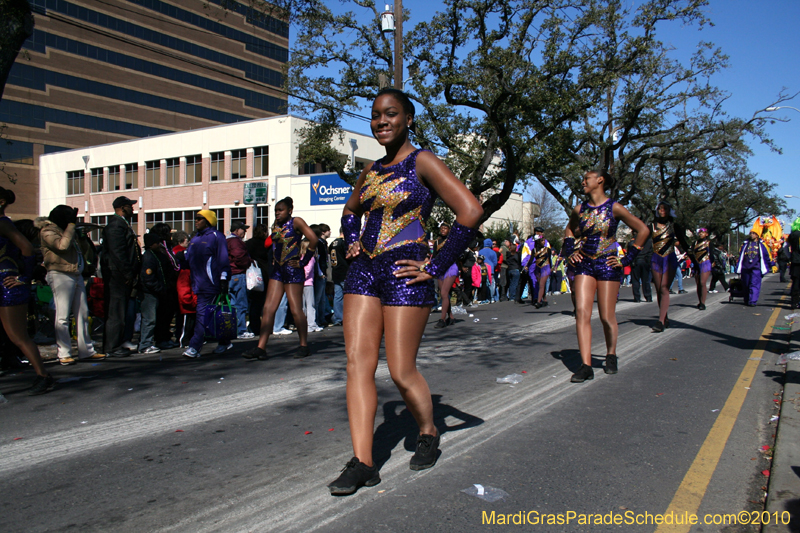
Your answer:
[341,168,370,259]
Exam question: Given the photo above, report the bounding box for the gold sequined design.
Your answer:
[359,169,425,259]
[578,201,617,259]
[652,222,675,257]
[535,246,551,268]
[273,220,299,266]
[692,239,710,263]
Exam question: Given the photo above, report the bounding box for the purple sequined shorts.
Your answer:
[437,262,459,280]
[694,260,712,275]
[573,255,622,282]
[345,244,436,306]
[536,265,551,280]
[270,263,304,284]
[651,253,678,275]
[0,274,30,307]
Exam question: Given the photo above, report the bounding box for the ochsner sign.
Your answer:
[310,173,354,206]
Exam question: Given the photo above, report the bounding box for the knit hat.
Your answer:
[197,209,217,226]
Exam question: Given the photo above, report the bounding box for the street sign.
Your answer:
[243,182,268,205]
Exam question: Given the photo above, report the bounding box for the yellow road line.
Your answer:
[655,301,785,533]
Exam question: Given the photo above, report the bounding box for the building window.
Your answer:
[213,208,226,233]
[231,149,246,180]
[255,206,269,228]
[67,170,84,196]
[1,140,33,165]
[210,152,223,181]
[165,158,179,186]
[108,165,120,191]
[90,215,107,243]
[91,168,103,193]
[302,161,316,175]
[145,160,160,188]
[185,155,201,184]
[230,207,247,231]
[254,146,268,177]
[125,163,138,190]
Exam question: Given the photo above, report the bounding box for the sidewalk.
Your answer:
[764,318,800,533]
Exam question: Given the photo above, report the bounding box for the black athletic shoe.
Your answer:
[328,457,381,495]
[570,364,594,383]
[434,319,447,329]
[652,321,665,333]
[242,347,268,360]
[664,316,670,329]
[698,303,706,310]
[604,354,618,374]
[679,290,688,294]
[410,433,440,470]
[29,374,55,396]
[540,300,548,308]
[533,301,542,308]
[294,345,311,359]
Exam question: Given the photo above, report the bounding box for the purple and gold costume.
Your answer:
[572,199,622,282]
[0,216,31,307]
[433,237,459,280]
[651,221,679,274]
[270,217,305,284]
[534,245,552,279]
[692,239,712,275]
[344,149,437,306]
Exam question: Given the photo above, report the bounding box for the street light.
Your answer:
[766,106,800,114]
[379,2,403,90]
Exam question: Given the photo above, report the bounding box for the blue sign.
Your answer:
[310,173,354,206]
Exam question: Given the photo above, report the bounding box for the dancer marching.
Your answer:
[242,197,318,360]
[532,235,552,308]
[650,201,685,332]
[0,186,55,395]
[327,88,482,495]
[690,228,712,310]
[563,171,649,383]
[433,222,459,328]
[736,230,773,307]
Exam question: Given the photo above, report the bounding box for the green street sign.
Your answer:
[244,182,268,205]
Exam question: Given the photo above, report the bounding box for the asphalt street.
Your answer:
[0,274,791,533]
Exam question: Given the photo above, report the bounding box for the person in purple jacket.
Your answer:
[736,230,774,307]
[182,210,232,358]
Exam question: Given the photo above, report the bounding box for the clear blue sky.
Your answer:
[325,0,799,225]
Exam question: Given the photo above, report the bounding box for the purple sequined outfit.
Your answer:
[0,216,31,307]
[692,239,712,274]
[345,149,437,306]
[572,199,623,282]
[270,217,305,284]
[651,221,679,274]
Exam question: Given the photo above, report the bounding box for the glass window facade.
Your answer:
[124,163,138,190]
[213,208,226,233]
[91,167,103,192]
[108,165,120,191]
[145,210,196,233]
[255,206,269,228]
[90,215,107,243]
[165,158,179,186]
[230,207,247,230]
[230,149,246,180]
[145,160,160,188]
[185,155,201,184]
[67,170,84,196]
[210,152,223,181]
[253,145,268,177]
[0,139,33,165]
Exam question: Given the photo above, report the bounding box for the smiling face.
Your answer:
[371,94,412,147]
[581,171,601,194]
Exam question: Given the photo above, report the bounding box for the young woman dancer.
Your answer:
[563,171,649,383]
[0,187,55,395]
[691,228,712,310]
[242,197,318,360]
[433,223,459,328]
[328,88,482,495]
[650,201,684,332]
[533,236,552,308]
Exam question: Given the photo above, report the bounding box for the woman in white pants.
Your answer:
[40,206,106,365]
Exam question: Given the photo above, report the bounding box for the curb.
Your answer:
[764,359,800,533]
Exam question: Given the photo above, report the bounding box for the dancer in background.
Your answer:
[433,223,459,328]
[650,201,684,332]
[563,171,649,383]
[690,228,712,310]
[736,230,773,307]
[328,88,482,495]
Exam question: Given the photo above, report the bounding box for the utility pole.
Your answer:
[394,0,403,90]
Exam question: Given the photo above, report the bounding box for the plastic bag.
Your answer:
[246,263,264,292]
[497,373,524,384]
[776,351,800,365]
[451,305,468,315]
[461,484,509,503]
[204,294,238,341]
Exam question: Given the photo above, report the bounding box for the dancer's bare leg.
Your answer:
[256,280,284,349]
[0,305,49,377]
[439,275,456,321]
[596,281,621,354]
[573,275,598,365]
[285,283,308,346]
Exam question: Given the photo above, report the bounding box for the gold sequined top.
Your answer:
[692,239,710,264]
[651,221,676,257]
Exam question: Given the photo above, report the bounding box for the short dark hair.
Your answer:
[319,223,330,233]
[589,169,616,192]
[172,231,189,247]
[0,186,16,206]
[276,196,293,210]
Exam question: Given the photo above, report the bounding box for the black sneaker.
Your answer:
[294,345,310,359]
[679,290,688,294]
[434,319,447,329]
[242,347,268,361]
[29,374,55,396]
[698,303,706,310]
[540,300,548,308]
[570,364,594,383]
[410,433,440,470]
[651,321,665,333]
[328,457,381,495]
[604,354,618,374]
